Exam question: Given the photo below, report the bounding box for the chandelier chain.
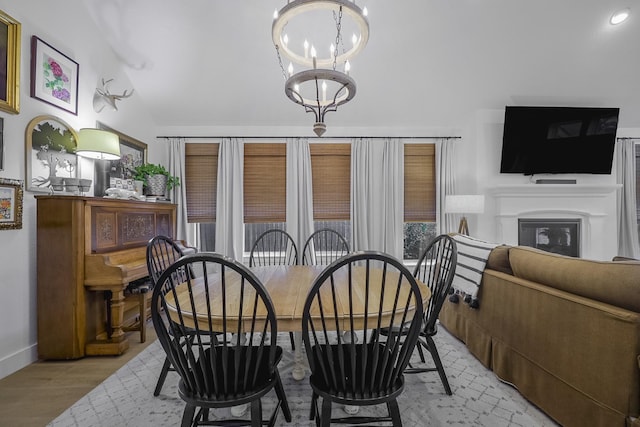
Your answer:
[332,6,343,71]
[275,45,288,80]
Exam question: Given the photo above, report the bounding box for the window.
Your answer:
[310,143,351,243]
[185,143,218,251]
[185,143,218,223]
[185,139,439,261]
[404,143,437,260]
[244,143,287,254]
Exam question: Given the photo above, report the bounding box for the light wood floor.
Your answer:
[0,326,157,427]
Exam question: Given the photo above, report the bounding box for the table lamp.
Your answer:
[445,194,485,235]
[76,129,121,160]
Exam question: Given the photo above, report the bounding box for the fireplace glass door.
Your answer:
[518,218,581,257]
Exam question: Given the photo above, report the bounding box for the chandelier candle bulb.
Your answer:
[304,40,309,58]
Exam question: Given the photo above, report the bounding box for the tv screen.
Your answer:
[499,106,619,175]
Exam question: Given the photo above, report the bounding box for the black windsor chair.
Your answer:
[375,234,458,395]
[151,253,292,427]
[249,228,299,350]
[146,235,189,396]
[249,229,298,267]
[302,251,425,426]
[301,228,350,266]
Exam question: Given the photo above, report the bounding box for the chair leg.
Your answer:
[309,392,318,420]
[139,292,148,343]
[425,336,452,395]
[416,340,426,363]
[250,399,262,427]
[320,397,332,427]
[274,370,292,422]
[289,332,295,350]
[181,404,196,427]
[153,356,172,396]
[388,399,403,427]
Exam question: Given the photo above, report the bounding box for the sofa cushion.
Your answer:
[486,245,513,275]
[509,246,640,312]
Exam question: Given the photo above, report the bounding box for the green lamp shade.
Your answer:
[76,129,121,160]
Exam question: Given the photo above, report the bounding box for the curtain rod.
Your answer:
[156,135,462,140]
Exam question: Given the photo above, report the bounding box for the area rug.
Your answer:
[47,328,557,426]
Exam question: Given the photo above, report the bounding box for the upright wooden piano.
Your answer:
[36,195,177,359]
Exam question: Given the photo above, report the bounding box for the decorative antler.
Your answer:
[93,78,135,113]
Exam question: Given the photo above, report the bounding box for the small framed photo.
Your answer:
[0,177,23,230]
[30,36,79,115]
[0,9,21,114]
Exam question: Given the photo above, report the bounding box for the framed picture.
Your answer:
[93,122,147,196]
[30,36,79,115]
[0,9,21,114]
[0,117,4,170]
[25,115,78,193]
[0,177,23,230]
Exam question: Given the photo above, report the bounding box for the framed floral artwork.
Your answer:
[0,9,21,114]
[25,115,79,193]
[0,177,23,230]
[30,36,79,115]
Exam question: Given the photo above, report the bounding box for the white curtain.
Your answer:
[351,138,404,259]
[286,138,314,255]
[215,138,244,261]
[167,137,195,244]
[436,138,458,234]
[616,138,640,258]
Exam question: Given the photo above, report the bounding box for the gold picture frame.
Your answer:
[0,177,23,230]
[0,9,21,114]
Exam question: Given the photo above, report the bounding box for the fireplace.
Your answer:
[518,218,581,257]
[490,184,619,260]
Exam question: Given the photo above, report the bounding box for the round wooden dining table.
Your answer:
[166,263,431,381]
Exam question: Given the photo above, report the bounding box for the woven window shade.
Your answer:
[404,144,436,222]
[310,143,351,220]
[185,143,218,223]
[244,143,286,223]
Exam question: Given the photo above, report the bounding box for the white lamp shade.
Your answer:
[76,129,121,160]
[445,195,485,214]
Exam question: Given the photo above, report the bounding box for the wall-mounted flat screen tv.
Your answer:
[499,106,619,175]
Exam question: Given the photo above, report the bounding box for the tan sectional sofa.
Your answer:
[439,245,640,427]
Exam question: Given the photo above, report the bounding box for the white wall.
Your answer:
[0,0,161,379]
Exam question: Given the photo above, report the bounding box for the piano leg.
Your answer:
[85,287,130,356]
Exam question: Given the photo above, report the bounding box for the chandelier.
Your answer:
[272,0,369,137]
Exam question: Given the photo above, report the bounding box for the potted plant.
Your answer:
[133,163,180,196]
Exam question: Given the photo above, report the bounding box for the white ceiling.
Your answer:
[82,0,640,133]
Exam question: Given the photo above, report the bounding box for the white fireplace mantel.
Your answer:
[489,184,620,198]
[488,183,620,260]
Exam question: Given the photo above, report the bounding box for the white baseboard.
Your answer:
[0,344,38,380]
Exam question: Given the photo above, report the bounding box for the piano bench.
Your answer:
[122,277,153,343]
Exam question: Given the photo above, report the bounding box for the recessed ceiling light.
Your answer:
[610,8,631,25]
